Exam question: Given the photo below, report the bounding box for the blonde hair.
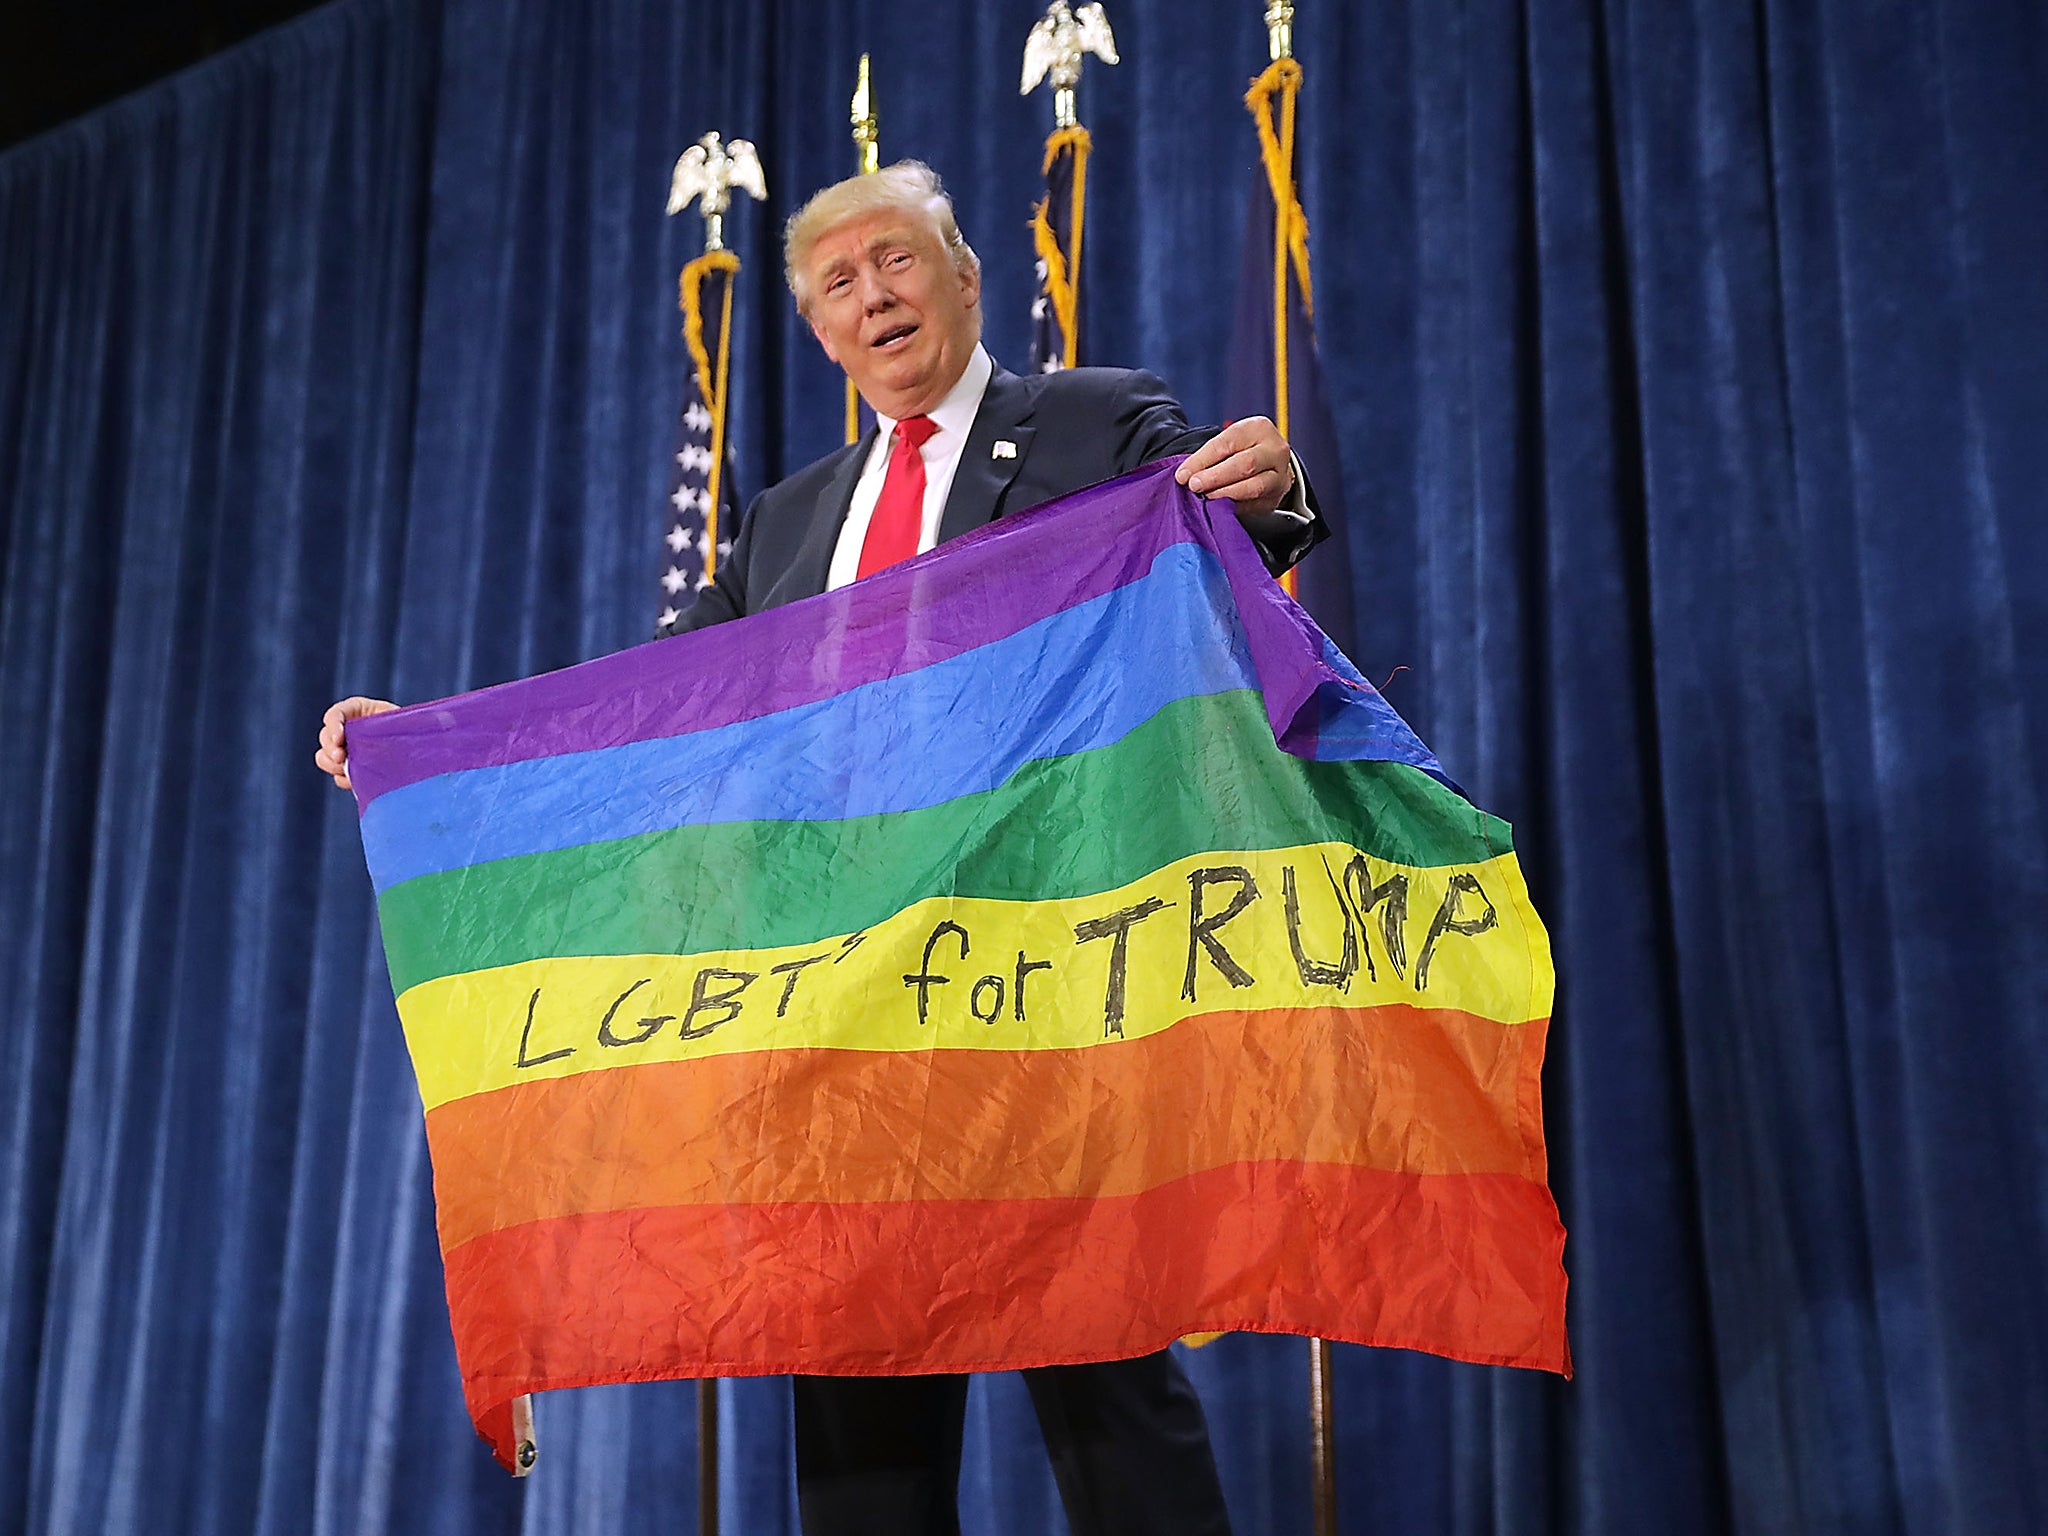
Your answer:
[784,160,981,317]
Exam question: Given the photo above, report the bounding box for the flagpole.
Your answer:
[1256,13,1337,1517]
[693,195,721,1512]
[847,54,879,444]
[697,1378,719,1536]
[689,171,730,1521]
[685,182,734,1515]
[688,224,728,1532]
[1310,1324,1335,1536]
[664,135,769,1527]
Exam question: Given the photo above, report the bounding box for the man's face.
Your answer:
[804,208,981,420]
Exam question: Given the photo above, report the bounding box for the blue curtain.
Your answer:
[3,1,2043,1533]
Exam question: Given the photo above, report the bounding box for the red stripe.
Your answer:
[442,1160,1569,1432]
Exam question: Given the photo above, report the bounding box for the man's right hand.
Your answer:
[316,696,399,790]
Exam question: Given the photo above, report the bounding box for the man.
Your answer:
[318,161,1327,1536]
[657,160,1322,632]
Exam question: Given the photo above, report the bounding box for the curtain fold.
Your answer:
[2,0,2041,1532]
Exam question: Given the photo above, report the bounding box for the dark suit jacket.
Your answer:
[661,363,1321,1484]
[670,362,1326,633]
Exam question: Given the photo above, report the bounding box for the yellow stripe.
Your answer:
[397,841,1551,1112]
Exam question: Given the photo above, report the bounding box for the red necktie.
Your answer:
[856,415,939,579]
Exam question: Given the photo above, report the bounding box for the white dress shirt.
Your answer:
[826,345,996,591]
[825,343,1309,591]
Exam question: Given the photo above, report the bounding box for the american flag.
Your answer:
[657,256,740,637]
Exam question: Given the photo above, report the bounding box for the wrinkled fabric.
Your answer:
[2,0,2043,1532]
[351,468,1565,1471]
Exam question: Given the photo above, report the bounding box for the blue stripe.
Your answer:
[1301,635,1450,779]
[361,544,1257,891]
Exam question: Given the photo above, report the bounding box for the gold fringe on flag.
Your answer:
[1030,124,1092,370]
[1246,56,1313,597]
[1245,58,1313,436]
[680,248,741,582]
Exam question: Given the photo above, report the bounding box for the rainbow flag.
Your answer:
[348,462,1569,1470]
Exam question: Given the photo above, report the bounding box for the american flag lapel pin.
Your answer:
[992,440,1018,459]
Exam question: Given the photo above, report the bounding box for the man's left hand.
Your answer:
[1174,416,1296,519]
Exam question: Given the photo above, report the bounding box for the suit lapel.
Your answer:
[787,429,877,602]
[938,367,1039,546]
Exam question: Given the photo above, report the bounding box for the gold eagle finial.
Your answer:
[666,131,768,253]
[1022,3,1119,129]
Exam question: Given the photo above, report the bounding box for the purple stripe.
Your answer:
[346,460,1439,814]
[1208,503,1333,747]
[1207,500,1444,777]
[347,464,1206,812]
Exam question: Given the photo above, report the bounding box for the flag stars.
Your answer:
[661,366,731,629]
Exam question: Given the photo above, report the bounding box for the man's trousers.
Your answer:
[792,1350,1233,1536]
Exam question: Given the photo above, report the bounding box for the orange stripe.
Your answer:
[424,1003,1549,1251]
[441,1159,1570,1431]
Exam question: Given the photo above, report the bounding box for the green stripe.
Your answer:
[379,689,1511,995]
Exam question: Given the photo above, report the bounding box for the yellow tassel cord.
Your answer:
[1030,126,1092,368]
[1246,58,1313,597]
[679,249,742,581]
